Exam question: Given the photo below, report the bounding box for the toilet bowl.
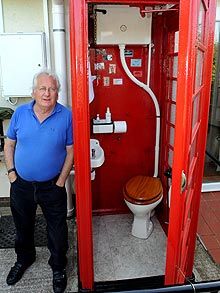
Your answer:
[123,175,163,239]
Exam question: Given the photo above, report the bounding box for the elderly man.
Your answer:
[4,70,73,293]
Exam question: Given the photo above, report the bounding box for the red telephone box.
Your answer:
[69,0,216,291]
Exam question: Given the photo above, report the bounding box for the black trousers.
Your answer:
[10,174,68,271]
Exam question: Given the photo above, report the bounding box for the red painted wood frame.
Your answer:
[69,0,94,290]
[165,0,216,285]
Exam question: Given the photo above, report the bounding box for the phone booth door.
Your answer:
[165,0,216,285]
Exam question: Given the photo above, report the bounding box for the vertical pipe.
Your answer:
[119,44,160,177]
[147,43,152,86]
[0,0,4,33]
[52,1,68,106]
[43,0,51,69]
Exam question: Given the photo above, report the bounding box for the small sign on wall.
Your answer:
[130,59,142,67]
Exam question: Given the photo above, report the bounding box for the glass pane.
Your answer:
[203,21,220,183]
[169,126,175,147]
[169,103,176,125]
[173,56,178,78]
[197,1,205,42]
[192,93,200,130]
[171,80,177,101]
[190,136,197,163]
[174,31,179,53]
[168,148,173,167]
[195,49,204,90]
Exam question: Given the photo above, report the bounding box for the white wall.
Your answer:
[0,0,71,198]
[0,0,45,197]
[216,0,220,21]
[0,0,45,110]
[3,0,44,32]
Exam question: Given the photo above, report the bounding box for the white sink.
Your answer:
[90,139,105,168]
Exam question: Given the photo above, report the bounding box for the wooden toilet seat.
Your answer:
[123,175,163,205]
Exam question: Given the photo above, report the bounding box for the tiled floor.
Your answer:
[197,191,220,264]
[93,214,167,281]
[1,204,220,291]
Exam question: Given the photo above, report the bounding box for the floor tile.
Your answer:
[200,235,220,250]
[197,215,213,236]
[208,248,220,264]
[206,200,220,212]
[201,192,215,201]
[93,214,167,282]
[211,192,220,199]
[198,191,220,265]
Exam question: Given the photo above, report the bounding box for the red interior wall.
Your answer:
[89,45,160,213]
[89,14,171,213]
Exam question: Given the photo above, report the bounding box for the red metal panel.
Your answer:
[165,0,216,285]
[69,0,94,290]
[89,46,156,213]
[87,0,179,3]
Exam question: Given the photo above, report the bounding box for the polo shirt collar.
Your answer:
[28,100,62,114]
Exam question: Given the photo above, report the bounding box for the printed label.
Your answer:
[113,78,123,85]
[109,64,116,74]
[133,71,143,77]
[94,63,105,70]
[124,50,134,57]
[106,55,113,61]
[130,59,142,67]
[103,77,110,86]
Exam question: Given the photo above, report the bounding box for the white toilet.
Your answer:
[123,175,163,239]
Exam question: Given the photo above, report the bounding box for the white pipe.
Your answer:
[119,44,160,177]
[52,1,68,106]
[43,0,51,69]
[65,175,74,218]
[0,0,4,33]
[147,43,152,86]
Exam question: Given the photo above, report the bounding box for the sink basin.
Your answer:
[90,139,105,168]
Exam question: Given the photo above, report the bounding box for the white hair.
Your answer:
[32,69,61,92]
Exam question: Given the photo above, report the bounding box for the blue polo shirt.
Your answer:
[7,101,73,181]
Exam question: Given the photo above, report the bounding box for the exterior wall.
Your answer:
[0,0,71,198]
[0,0,45,197]
[217,0,220,21]
[3,0,44,32]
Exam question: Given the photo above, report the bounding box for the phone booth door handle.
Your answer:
[181,171,187,193]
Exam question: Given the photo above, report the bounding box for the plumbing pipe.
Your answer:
[141,8,178,14]
[119,44,160,177]
[66,175,74,218]
[43,0,51,69]
[52,0,68,106]
[147,43,152,86]
[52,0,72,217]
[0,0,4,33]
[107,279,220,292]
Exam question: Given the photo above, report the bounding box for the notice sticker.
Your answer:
[94,62,105,70]
[124,50,134,57]
[109,64,116,74]
[133,71,143,78]
[113,78,123,85]
[103,77,110,86]
[106,55,113,61]
[130,59,142,67]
